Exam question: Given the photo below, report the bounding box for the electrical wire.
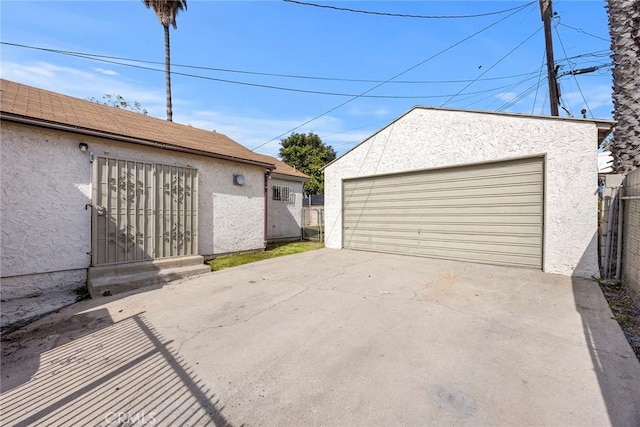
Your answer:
[558,23,610,43]
[554,24,594,118]
[496,79,547,111]
[0,41,545,86]
[0,43,550,100]
[531,50,547,114]
[440,26,543,107]
[459,72,543,110]
[251,1,537,150]
[283,0,536,19]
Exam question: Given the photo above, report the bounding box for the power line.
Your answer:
[0,42,548,100]
[558,22,610,42]
[1,41,544,86]
[531,50,547,114]
[458,72,543,110]
[497,79,547,111]
[557,63,612,77]
[440,26,543,107]
[554,23,593,118]
[251,1,537,150]
[283,0,536,19]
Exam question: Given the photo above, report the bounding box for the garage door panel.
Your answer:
[344,159,542,191]
[344,214,541,225]
[344,195,542,208]
[344,223,542,235]
[344,204,542,216]
[344,225,542,241]
[345,235,540,257]
[342,157,544,269]
[344,175,542,197]
[344,229,541,246]
[345,184,542,203]
[345,241,541,268]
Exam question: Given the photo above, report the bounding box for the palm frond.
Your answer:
[143,0,187,29]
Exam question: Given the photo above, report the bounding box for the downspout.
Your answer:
[264,170,271,249]
[88,152,95,267]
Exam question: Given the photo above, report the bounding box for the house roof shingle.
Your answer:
[255,154,310,180]
[0,79,276,168]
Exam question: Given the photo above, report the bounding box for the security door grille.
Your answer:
[342,157,544,269]
[92,156,198,266]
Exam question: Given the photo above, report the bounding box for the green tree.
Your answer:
[143,0,187,122]
[88,94,148,115]
[606,0,640,171]
[279,132,336,195]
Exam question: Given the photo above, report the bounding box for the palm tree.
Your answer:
[606,0,640,172]
[143,0,187,122]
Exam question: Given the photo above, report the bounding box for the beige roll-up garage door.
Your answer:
[342,157,543,269]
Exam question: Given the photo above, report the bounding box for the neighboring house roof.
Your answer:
[324,105,616,170]
[0,79,274,168]
[256,154,310,181]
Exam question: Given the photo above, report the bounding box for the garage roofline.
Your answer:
[323,106,615,170]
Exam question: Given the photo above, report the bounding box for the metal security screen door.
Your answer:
[92,156,198,266]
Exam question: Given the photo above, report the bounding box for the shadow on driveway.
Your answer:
[1,312,232,426]
[572,235,640,426]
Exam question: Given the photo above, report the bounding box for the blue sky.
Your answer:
[1,1,612,157]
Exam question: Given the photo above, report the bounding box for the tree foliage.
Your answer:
[607,0,640,171]
[88,94,148,115]
[279,132,336,195]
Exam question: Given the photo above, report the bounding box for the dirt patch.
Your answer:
[599,280,640,361]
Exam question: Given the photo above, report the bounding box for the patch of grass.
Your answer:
[209,241,324,271]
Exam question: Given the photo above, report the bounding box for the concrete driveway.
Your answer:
[2,248,639,426]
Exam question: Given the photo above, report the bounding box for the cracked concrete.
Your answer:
[2,248,640,426]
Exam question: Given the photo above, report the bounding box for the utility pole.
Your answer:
[539,0,559,116]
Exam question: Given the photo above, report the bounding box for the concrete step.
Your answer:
[88,255,206,279]
[88,259,211,298]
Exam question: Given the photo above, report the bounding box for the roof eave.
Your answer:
[0,112,275,169]
[270,171,310,182]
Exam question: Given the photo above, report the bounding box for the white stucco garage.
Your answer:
[324,107,614,277]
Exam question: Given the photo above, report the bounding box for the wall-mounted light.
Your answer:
[79,143,89,152]
[233,174,245,186]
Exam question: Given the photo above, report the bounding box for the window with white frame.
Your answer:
[272,185,295,203]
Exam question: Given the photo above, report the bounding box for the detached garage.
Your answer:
[325,107,613,277]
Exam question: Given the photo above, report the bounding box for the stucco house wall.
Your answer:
[325,107,609,278]
[266,177,304,242]
[0,122,266,300]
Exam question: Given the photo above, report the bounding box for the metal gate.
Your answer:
[302,207,324,241]
[92,156,198,266]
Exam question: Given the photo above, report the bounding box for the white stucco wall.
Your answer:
[266,177,303,241]
[1,122,266,298]
[324,108,603,278]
